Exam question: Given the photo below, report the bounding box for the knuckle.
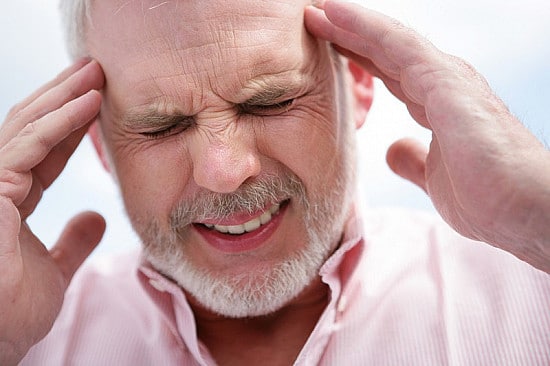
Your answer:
[446,55,474,74]
[18,121,37,138]
[0,169,31,203]
[378,17,407,44]
[20,121,54,151]
[379,20,433,70]
[445,55,491,88]
[5,105,44,135]
[0,169,25,187]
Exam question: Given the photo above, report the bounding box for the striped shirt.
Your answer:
[22,208,550,365]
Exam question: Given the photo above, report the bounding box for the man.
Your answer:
[1,0,549,364]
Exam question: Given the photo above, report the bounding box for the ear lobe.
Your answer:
[88,121,111,173]
[348,60,373,129]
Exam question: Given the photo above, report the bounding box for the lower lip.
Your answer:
[193,202,288,254]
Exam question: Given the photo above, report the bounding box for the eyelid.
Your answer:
[239,97,296,115]
[140,125,180,139]
[138,116,194,139]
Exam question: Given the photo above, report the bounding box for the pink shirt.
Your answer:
[21,209,550,365]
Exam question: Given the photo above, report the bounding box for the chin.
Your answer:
[145,229,334,318]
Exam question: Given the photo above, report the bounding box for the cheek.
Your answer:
[110,137,192,224]
[259,107,343,190]
[259,67,348,185]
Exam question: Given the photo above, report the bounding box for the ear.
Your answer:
[88,121,111,173]
[347,59,373,129]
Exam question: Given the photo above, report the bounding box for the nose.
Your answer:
[190,131,261,193]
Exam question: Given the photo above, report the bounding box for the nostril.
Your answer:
[192,146,261,193]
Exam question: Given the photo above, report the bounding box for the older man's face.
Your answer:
[88,0,357,317]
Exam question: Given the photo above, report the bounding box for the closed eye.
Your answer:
[137,115,195,139]
[239,98,295,116]
[141,124,185,139]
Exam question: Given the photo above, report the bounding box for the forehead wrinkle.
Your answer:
[97,0,319,117]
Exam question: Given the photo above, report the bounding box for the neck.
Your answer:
[187,276,329,366]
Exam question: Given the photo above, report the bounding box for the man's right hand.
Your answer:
[0,59,106,365]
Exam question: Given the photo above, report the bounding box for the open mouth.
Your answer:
[192,200,290,253]
[194,199,290,236]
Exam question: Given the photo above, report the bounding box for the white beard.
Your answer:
[147,228,332,318]
[142,164,352,318]
[140,57,356,318]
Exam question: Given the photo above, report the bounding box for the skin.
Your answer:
[88,0,353,276]
[305,1,550,271]
[86,1,364,363]
[0,59,106,363]
[1,0,549,364]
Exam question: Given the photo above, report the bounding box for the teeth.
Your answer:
[204,203,281,235]
[243,218,261,232]
[228,225,245,235]
[259,210,272,225]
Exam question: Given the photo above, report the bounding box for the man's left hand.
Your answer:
[305,0,550,273]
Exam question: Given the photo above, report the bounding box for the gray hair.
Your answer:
[58,0,92,59]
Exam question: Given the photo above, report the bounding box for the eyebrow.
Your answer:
[242,73,306,105]
[244,85,293,105]
[122,110,193,130]
[121,76,305,127]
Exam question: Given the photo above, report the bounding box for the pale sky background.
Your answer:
[1,0,548,259]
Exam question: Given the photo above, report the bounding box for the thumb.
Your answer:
[386,138,428,193]
[50,211,106,284]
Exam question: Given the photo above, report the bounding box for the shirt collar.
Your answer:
[137,206,365,365]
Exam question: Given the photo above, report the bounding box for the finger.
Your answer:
[18,171,44,219]
[304,3,403,80]
[322,0,435,69]
[331,45,386,80]
[405,103,430,129]
[32,122,91,191]
[306,4,409,102]
[0,60,104,146]
[331,45,411,112]
[322,0,499,130]
[334,45,432,129]
[0,90,101,173]
[386,138,428,192]
[4,58,92,121]
[0,196,22,260]
[0,91,101,205]
[306,3,434,128]
[306,1,445,108]
[50,211,106,284]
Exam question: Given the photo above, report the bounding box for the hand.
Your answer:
[305,0,550,272]
[0,59,106,364]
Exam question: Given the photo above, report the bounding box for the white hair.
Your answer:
[58,0,92,59]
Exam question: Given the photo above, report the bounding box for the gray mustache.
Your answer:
[170,172,306,229]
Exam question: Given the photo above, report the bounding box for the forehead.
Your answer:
[89,0,306,47]
[87,0,317,109]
